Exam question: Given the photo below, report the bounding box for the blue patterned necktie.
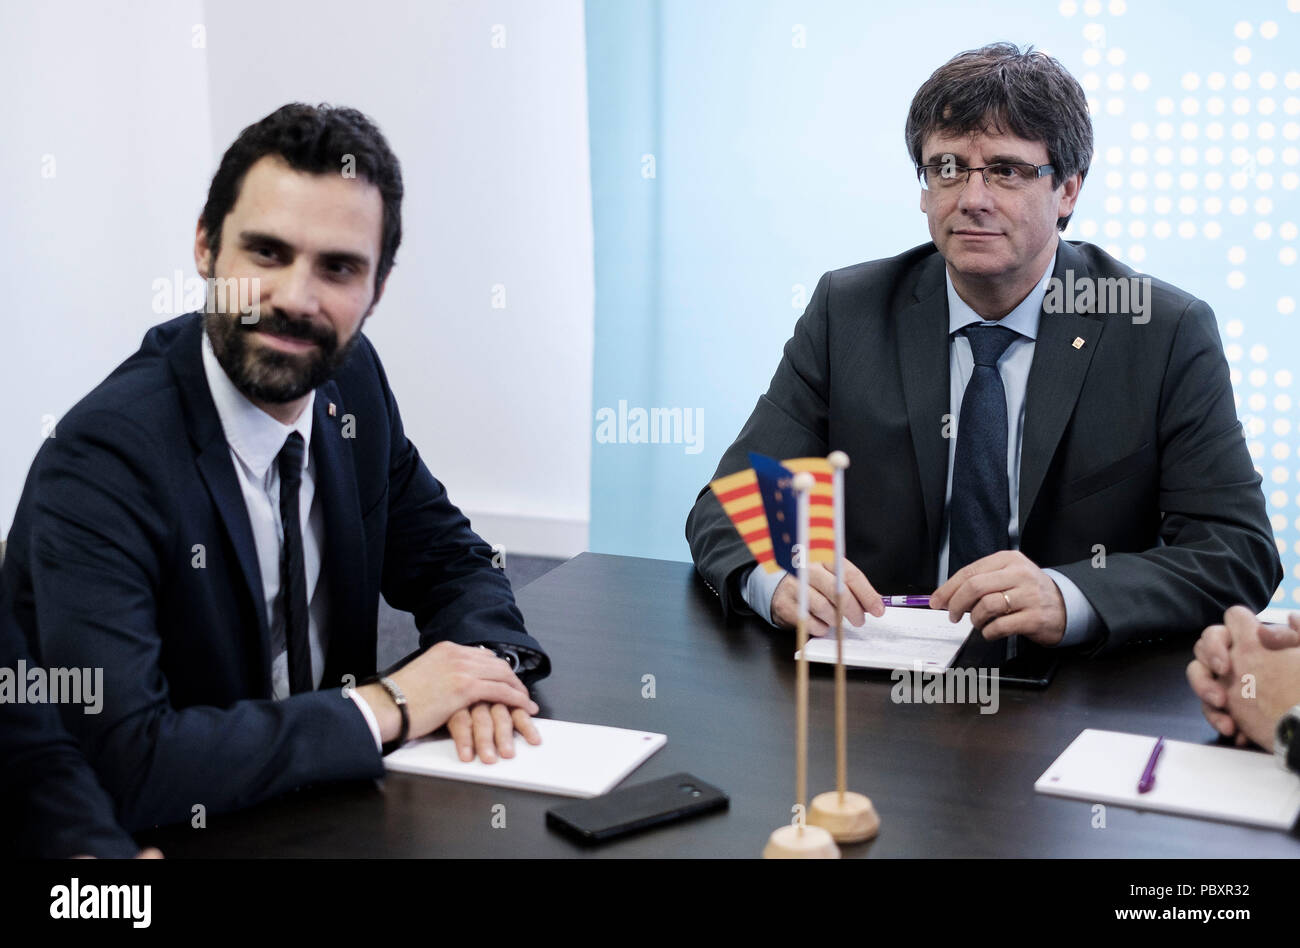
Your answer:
[949,324,1019,577]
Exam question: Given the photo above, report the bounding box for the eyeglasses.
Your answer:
[916,161,1055,191]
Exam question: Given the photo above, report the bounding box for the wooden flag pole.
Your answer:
[763,471,838,859]
[833,455,848,801]
[808,451,881,845]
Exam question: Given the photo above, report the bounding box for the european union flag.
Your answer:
[748,452,798,572]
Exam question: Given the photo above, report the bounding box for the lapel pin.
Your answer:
[1072,337,1086,350]
[328,402,337,417]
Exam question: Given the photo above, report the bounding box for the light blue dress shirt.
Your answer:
[740,248,1102,648]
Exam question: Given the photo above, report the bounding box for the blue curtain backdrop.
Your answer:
[585,0,1300,609]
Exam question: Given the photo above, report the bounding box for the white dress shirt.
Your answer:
[200,332,383,749]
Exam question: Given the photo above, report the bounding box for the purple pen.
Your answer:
[1137,736,1165,794]
[881,595,931,608]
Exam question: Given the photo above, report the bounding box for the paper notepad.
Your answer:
[383,718,666,798]
[1035,729,1300,830]
[796,607,972,670]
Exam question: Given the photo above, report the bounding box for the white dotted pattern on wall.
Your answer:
[1060,6,1299,607]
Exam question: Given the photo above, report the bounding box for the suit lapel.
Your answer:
[1019,241,1107,537]
[166,316,272,679]
[896,256,951,564]
[311,379,369,688]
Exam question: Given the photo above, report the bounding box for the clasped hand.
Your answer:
[356,640,542,763]
[1186,606,1300,748]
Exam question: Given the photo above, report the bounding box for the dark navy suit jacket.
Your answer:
[2,313,549,831]
[0,597,137,858]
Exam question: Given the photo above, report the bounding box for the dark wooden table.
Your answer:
[144,552,1300,857]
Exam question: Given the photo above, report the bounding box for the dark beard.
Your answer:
[203,308,361,403]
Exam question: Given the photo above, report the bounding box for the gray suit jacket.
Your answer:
[685,240,1281,655]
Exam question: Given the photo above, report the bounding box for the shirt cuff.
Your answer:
[1044,568,1103,648]
[347,687,384,752]
[742,563,788,626]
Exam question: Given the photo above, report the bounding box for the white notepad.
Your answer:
[796,607,972,670]
[383,718,667,798]
[1035,728,1300,830]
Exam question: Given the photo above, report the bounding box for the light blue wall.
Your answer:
[585,0,1300,609]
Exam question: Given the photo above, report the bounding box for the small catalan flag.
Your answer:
[708,452,835,573]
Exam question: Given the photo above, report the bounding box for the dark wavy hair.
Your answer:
[200,103,403,290]
[905,43,1093,230]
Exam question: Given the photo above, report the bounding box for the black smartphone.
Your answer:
[546,772,729,844]
[953,635,1058,688]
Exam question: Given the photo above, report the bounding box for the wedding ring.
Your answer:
[1002,592,1013,614]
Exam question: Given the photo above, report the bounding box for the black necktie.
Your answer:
[277,432,313,694]
[949,325,1018,666]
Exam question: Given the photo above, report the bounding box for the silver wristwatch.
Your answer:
[481,644,521,673]
[1276,704,1300,771]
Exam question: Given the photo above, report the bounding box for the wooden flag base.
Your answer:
[808,791,880,843]
[763,823,841,859]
